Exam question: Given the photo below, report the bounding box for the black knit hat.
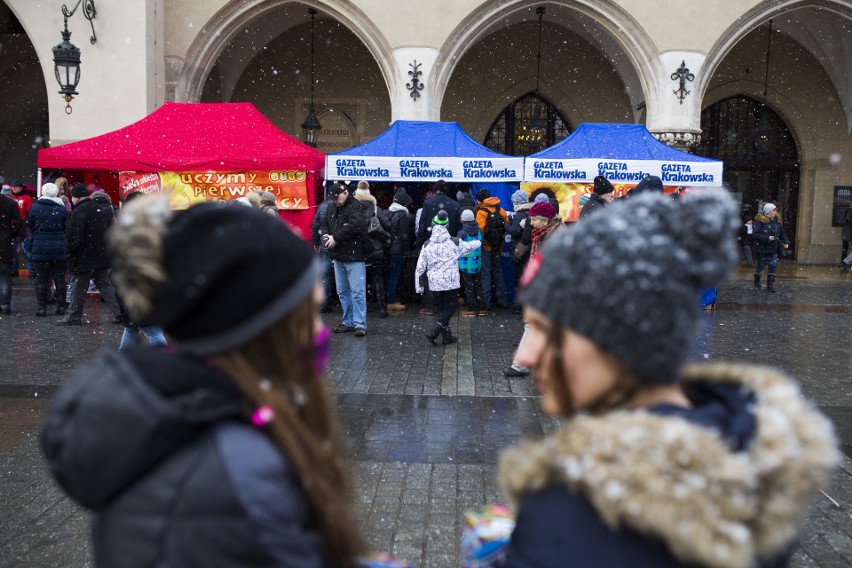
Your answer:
[593,176,614,195]
[393,190,412,208]
[519,190,738,384]
[122,202,317,356]
[476,188,491,203]
[71,183,89,198]
[630,175,663,196]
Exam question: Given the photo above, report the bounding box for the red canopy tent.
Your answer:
[37,102,324,238]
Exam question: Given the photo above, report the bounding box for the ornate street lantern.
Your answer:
[301,8,322,147]
[51,0,97,115]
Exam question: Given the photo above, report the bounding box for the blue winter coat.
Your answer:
[752,213,789,255]
[27,198,68,263]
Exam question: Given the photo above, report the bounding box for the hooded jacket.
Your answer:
[752,213,790,255]
[41,347,327,568]
[499,364,838,568]
[380,202,412,256]
[415,224,480,293]
[321,193,369,263]
[27,198,68,263]
[474,197,509,252]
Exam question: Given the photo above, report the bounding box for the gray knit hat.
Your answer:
[519,190,738,384]
[511,189,529,206]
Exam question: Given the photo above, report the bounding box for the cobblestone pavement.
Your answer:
[0,264,850,567]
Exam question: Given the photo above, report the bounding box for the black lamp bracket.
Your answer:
[62,0,97,45]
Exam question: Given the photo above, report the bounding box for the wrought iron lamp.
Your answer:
[301,8,322,147]
[51,0,97,115]
[527,6,547,151]
[753,19,774,157]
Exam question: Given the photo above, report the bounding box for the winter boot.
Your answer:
[441,325,458,345]
[35,306,47,317]
[753,274,761,289]
[55,302,67,316]
[766,274,776,293]
[426,323,442,345]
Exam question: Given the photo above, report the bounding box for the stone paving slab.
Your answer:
[0,269,850,567]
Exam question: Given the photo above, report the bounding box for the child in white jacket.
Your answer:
[415,210,481,344]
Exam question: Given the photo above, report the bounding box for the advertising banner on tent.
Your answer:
[326,156,523,182]
[520,181,685,223]
[119,171,310,210]
[524,159,722,186]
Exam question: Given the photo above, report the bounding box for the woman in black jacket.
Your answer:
[27,183,68,316]
[42,198,363,567]
[494,191,837,568]
[381,189,413,309]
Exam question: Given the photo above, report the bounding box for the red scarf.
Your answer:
[531,220,561,255]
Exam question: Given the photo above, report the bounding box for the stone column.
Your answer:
[390,48,440,122]
[645,51,705,152]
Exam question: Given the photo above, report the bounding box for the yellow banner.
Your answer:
[119,171,310,210]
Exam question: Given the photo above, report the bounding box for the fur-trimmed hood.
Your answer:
[755,212,771,224]
[499,363,839,568]
[513,201,533,213]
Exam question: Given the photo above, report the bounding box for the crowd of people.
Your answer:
[34,187,838,568]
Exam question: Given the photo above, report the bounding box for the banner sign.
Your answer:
[520,181,695,223]
[524,158,722,186]
[325,156,524,182]
[118,171,310,210]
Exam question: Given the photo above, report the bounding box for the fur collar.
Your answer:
[755,213,771,223]
[513,202,533,212]
[354,192,377,207]
[499,363,838,568]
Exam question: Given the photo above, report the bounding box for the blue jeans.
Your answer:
[119,326,168,350]
[385,253,405,304]
[11,236,33,274]
[319,248,334,308]
[0,262,11,308]
[480,249,508,306]
[334,260,367,329]
[755,252,778,276]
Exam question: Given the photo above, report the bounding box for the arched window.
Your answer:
[484,93,571,156]
[695,96,800,249]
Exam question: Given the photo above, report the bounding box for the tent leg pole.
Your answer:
[37,169,43,197]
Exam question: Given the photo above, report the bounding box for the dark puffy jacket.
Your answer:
[752,213,790,255]
[41,347,328,568]
[579,193,609,220]
[0,195,22,264]
[311,199,332,247]
[66,194,115,273]
[380,206,412,256]
[321,194,368,263]
[27,198,68,263]
[418,192,460,246]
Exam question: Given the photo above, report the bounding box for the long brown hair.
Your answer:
[212,299,363,566]
[545,326,638,417]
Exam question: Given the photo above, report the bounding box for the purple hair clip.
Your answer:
[251,405,275,427]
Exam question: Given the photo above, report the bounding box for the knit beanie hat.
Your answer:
[533,193,550,204]
[528,202,556,219]
[519,190,738,384]
[434,180,448,194]
[461,209,475,222]
[354,185,371,198]
[110,198,318,356]
[41,183,60,198]
[71,183,89,198]
[393,191,413,208]
[433,210,449,225]
[593,175,615,195]
[357,180,370,190]
[476,189,491,203]
[762,203,777,215]
[511,189,529,206]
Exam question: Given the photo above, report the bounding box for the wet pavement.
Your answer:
[0,264,850,567]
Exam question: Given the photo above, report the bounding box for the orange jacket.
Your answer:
[474,197,508,252]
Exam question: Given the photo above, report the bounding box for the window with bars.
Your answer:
[484,93,571,156]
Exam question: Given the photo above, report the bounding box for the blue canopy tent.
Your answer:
[524,123,723,186]
[325,120,524,210]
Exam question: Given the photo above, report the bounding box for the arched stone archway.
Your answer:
[175,0,397,108]
[431,0,658,126]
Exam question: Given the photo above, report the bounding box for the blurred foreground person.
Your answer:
[42,198,363,567]
[498,191,838,567]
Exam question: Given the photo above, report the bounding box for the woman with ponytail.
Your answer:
[41,197,363,567]
[494,191,838,568]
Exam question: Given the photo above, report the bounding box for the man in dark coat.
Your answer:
[579,176,615,219]
[311,185,339,313]
[58,184,121,325]
[417,180,460,247]
[0,193,23,313]
[320,184,369,336]
[380,189,413,310]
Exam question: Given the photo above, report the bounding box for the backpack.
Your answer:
[483,206,505,248]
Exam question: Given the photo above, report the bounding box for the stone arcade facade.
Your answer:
[2,0,851,263]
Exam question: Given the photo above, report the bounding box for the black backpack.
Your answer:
[483,206,505,248]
